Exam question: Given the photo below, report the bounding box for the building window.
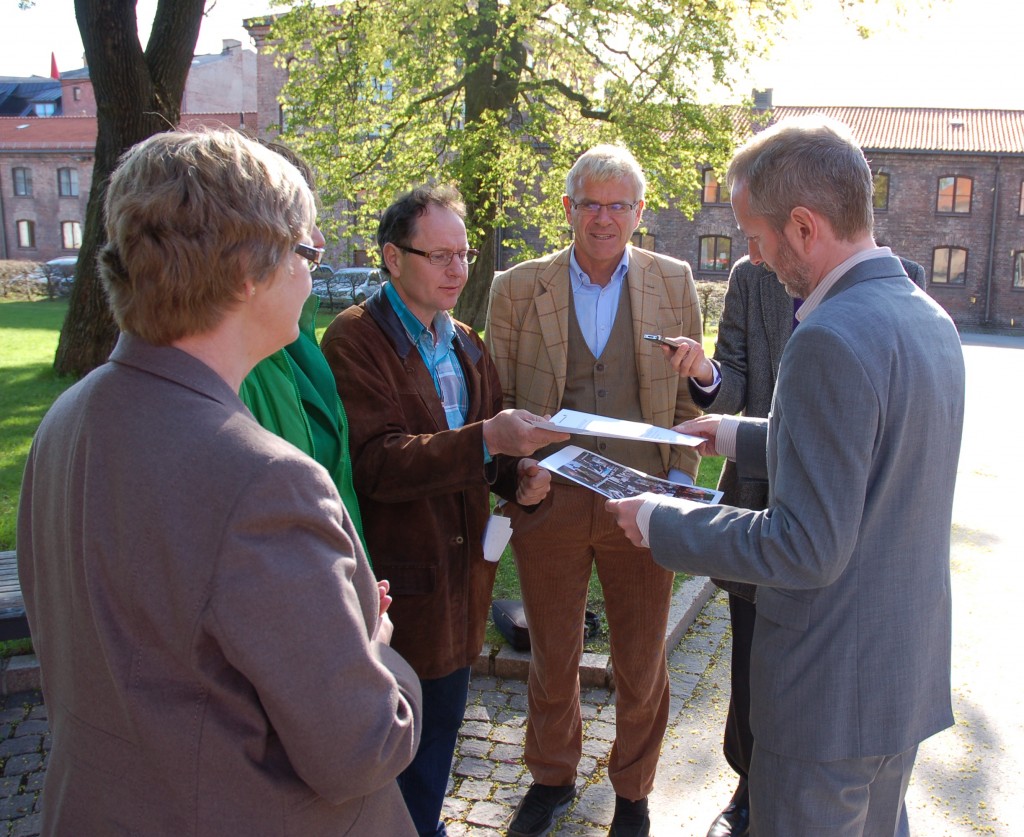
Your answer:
[61,221,82,250]
[931,247,967,285]
[33,102,55,117]
[12,167,32,196]
[1014,251,1024,289]
[872,172,890,211]
[57,167,79,197]
[631,231,656,250]
[16,220,35,248]
[936,176,972,214]
[699,236,732,272]
[1019,182,1024,216]
[702,169,730,205]
[73,86,81,101]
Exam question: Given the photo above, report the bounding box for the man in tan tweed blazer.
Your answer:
[485,144,703,837]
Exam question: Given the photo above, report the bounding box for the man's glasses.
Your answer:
[570,200,639,216]
[294,242,325,271]
[396,244,479,266]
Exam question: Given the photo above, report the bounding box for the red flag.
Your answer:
[50,52,59,80]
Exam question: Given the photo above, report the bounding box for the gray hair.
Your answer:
[726,115,873,241]
[565,144,646,202]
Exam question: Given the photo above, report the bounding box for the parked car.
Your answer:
[346,268,383,304]
[313,267,382,309]
[310,262,335,281]
[37,256,77,298]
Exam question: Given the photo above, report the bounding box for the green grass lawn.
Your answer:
[0,299,73,551]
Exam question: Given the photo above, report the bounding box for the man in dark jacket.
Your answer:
[321,184,567,837]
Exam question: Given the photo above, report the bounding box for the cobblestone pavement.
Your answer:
[444,592,737,837]
[0,691,45,837]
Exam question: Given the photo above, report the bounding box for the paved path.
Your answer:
[1,333,1020,835]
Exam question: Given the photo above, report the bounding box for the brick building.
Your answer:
[0,40,257,263]
[659,102,1024,331]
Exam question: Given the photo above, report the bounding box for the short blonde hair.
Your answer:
[101,129,315,345]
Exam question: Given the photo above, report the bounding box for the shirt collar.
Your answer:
[568,246,631,291]
[797,246,893,322]
[383,281,455,348]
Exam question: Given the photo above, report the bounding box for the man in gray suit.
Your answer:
[607,116,965,835]
[672,252,924,837]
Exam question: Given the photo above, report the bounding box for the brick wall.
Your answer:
[2,152,92,262]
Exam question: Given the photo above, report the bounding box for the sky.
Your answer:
[1,0,1022,111]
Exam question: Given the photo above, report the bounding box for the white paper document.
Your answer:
[527,409,703,447]
[540,445,723,504]
[482,514,513,562]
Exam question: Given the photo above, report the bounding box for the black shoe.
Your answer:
[507,782,576,837]
[706,791,750,837]
[608,795,650,837]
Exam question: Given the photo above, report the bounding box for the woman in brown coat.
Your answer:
[17,130,422,836]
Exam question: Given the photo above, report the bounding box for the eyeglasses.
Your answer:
[294,242,325,271]
[570,200,640,215]
[395,244,479,266]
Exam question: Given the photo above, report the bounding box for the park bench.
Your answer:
[0,551,30,641]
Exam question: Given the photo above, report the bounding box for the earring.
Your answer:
[250,287,256,297]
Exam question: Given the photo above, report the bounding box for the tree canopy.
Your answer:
[268,0,796,326]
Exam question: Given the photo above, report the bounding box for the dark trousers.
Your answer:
[723,593,756,781]
[397,666,472,837]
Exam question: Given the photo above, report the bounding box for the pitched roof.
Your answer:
[0,116,95,149]
[769,106,1024,155]
[0,113,258,152]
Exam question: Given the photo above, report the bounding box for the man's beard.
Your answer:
[769,235,814,300]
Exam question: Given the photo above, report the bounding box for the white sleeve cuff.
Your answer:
[716,415,741,461]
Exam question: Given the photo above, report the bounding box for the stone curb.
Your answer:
[472,574,716,688]
[0,576,716,696]
[1,653,41,695]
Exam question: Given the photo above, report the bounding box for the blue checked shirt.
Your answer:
[383,282,469,431]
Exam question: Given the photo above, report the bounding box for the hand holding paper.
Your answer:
[604,494,654,548]
[482,409,570,457]
[675,414,724,457]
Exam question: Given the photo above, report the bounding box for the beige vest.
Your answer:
[546,283,665,479]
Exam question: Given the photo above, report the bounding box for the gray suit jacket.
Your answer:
[649,255,964,761]
[18,335,421,835]
[691,255,925,601]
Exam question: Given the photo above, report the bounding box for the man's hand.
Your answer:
[372,580,394,644]
[604,496,650,548]
[482,410,570,457]
[676,414,723,457]
[657,337,715,386]
[515,458,552,506]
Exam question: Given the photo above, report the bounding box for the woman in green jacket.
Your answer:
[239,141,367,554]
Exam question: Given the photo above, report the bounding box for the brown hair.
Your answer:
[100,129,315,344]
[376,183,465,275]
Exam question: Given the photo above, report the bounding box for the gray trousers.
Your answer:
[749,743,917,836]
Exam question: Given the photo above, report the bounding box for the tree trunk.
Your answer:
[455,225,497,332]
[451,0,522,332]
[54,0,205,377]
